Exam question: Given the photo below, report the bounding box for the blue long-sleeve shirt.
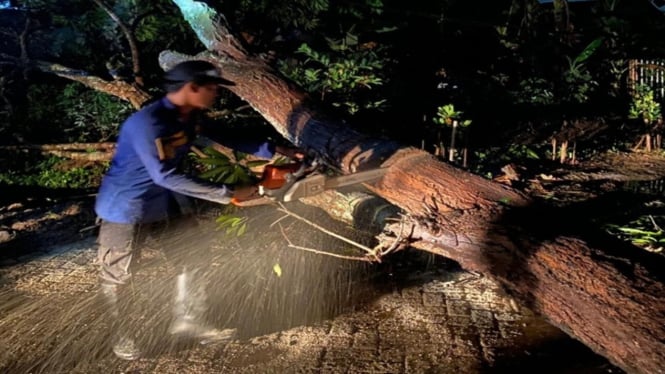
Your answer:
[95,97,274,224]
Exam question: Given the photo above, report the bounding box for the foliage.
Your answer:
[16,83,131,142]
[4,0,665,176]
[58,83,133,141]
[191,146,265,185]
[472,144,541,179]
[13,0,195,70]
[511,78,556,105]
[278,38,389,115]
[430,103,472,163]
[0,0,198,143]
[494,0,631,110]
[190,147,271,237]
[231,0,392,116]
[215,214,248,237]
[605,215,665,254]
[506,144,541,161]
[0,156,108,189]
[628,84,661,125]
[561,38,603,104]
[237,0,330,31]
[606,59,629,97]
[504,38,603,106]
[234,0,383,32]
[433,104,471,127]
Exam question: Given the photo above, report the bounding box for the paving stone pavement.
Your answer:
[0,236,620,374]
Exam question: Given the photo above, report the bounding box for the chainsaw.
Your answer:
[230,158,387,207]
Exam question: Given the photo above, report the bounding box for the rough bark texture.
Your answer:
[374,154,665,374]
[33,61,150,109]
[169,2,665,372]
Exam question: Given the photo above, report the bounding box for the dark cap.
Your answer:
[164,60,235,86]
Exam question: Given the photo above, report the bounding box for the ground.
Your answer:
[2,150,662,373]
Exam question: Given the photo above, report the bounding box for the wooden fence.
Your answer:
[628,59,665,100]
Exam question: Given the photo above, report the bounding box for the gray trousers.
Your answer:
[96,215,202,285]
[96,213,236,345]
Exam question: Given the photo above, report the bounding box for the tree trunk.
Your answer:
[152,2,665,372]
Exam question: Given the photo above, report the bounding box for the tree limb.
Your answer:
[92,0,144,86]
[32,60,150,109]
[276,202,379,261]
[278,223,373,262]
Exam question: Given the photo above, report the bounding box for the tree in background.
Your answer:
[2,0,665,158]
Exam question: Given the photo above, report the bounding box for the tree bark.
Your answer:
[160,2,665,373]
[33,61,150,109]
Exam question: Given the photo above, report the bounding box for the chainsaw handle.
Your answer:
[287,160,309,180]
[296,155,321,177]
[230,196,274,207]
[230,184,268,207]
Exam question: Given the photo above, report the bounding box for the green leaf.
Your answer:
[273,263,283,277]
[237,223,247,236]
[224,173,239,184]
[197,158,231,166]
[234,151,249,161]
[618,227,660,236]
[246,160,270,168]
[526,149,540,160]
[198,168,222,180]
[203,147,230,159]
[574,38,603,65]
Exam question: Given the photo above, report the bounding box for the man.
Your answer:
[95,60,295,360]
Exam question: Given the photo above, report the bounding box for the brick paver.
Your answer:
[0,236,619,373]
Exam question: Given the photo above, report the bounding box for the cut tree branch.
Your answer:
[276,202,379,261]
[278,223,373,262]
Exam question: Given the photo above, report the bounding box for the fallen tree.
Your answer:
[154,2,665,373]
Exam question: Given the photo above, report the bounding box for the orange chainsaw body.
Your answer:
[259,163,302,190]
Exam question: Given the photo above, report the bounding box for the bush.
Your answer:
[14,82,132,143]
[0,155,108,189]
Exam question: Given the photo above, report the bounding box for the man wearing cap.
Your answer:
[95,60,297,360]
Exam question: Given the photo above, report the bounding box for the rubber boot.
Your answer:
[100,283,141,360]
[168,269,236,345]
